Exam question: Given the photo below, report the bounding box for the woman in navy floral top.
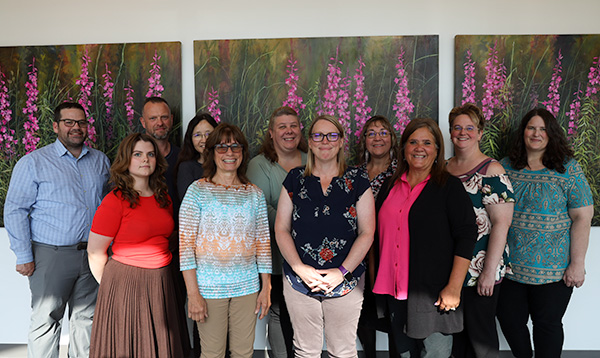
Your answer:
[275,115,375,358]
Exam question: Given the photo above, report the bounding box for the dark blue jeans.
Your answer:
[496,279,573,358]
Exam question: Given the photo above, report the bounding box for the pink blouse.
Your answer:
[373,172,429,300]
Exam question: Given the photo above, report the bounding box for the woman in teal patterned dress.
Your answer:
[496,108,593,358]
[446,104,515,358]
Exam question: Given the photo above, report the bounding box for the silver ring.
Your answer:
[450,307,456,311]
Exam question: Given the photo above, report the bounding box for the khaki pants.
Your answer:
[197,292,258,358]
[284,275,364,358]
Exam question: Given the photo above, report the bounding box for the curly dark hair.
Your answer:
[508,108,573,173]
[203,123,250,184]
[109,133,170,208]
[257,106,308,163]
[356,115,400,165]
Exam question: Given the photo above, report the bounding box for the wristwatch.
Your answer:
[339,265,353,282]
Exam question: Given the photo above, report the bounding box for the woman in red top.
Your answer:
[87,133,186,358]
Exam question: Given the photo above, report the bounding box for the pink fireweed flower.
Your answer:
[585,56,600,99]
[542,50,563,116]
[317,53,352,148]
[481,42,509,121]
[146,50,164,98]
[353,57,372,137]
[282,53,306,112]
[0,68,16,156]
[462,50,477,105]
[392,47,415,133]
[318,56,343,117]
[75,48,96,144]
[124,82,135,129]
[102,63,115,140]
[566,86,582,139]
[22,57,40,154]
[207,87,221,122]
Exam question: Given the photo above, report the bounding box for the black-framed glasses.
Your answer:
[309,132,340,142]
[365,130,390,138]
[193,132,212,139]
[59,119,89,127]
[214,143,243,153]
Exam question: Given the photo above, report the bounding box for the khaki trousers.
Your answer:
[197,292,258,358]
[284,275,364,358]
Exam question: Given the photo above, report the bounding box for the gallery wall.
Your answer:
[1,0,599,350]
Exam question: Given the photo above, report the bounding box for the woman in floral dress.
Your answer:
[446,103,515,358]
[275,114,375,358]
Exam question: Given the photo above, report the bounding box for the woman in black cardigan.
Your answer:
[372,118,477,357]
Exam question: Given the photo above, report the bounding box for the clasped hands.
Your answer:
[294,264,344,294]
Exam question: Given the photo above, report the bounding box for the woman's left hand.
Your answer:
[255,286,272,320]
[435,285,461,312]
[563,262,586,288]
[315,268,345,294]
[476,270,496,297]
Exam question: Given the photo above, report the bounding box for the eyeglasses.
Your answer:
[193,132,212,139]
[365,130,390,138]
[59,119,89,127]
[214,143,243,153]
[309,132,340,142]
[452,125,476,132]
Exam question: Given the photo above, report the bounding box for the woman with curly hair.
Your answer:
[88,133,186,357]
[497,108,593,358]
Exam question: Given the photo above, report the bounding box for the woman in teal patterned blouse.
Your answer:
[497,108,593,358]
[446,103,515,358]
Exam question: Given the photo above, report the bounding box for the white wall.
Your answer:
[1,0,599,350]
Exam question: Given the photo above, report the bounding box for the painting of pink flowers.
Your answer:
[194,36,439,158]
[0,42,182,226]
[455,34,600,224]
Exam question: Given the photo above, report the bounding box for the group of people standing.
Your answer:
[4,98,592,358]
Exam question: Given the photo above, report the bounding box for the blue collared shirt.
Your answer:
[4,140,110,264]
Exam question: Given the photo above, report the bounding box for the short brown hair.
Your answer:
[449,103,485,132]
[258,106,308,163]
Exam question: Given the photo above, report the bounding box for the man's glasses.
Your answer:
[309,132,340,142]
[214,143,243,153]
[59,119,89,128]
[365,130,390,138]
[193,132,212,139]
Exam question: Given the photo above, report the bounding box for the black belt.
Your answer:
[77,242,88,250]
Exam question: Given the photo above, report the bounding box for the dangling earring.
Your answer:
[365,151,370,163]
[389,148,394,160]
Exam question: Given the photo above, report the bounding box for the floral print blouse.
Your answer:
[454,158,515,287]
[359,159,397,200]
[282,166,371,297]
